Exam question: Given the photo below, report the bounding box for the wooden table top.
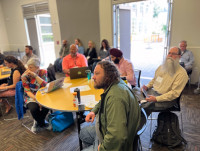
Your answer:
[0,67,11,80]
[36,77,103,112]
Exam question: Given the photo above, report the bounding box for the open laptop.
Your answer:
[41,77,65,93]
[70,67,88,79]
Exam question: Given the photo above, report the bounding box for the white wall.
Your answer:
[170,0,200,84]
[1,0,61,57]
[99,0,113,46]
[0,1,9,52]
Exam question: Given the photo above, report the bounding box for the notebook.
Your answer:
[142,88,149,98]
[69,67,88,79]
[41,77,65,93]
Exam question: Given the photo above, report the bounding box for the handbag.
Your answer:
[48,111,74,132]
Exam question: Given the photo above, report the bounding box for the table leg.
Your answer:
[76,112,83,150]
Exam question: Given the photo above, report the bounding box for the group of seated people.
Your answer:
[0,39,195,150]
[0,45,49,132]
[54,38,111,73]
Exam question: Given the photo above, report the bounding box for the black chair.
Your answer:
[134,69,141,88]
[133,108,147,151]
[47,63,56,82]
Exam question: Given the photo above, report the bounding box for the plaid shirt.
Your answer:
[22,69,47,104]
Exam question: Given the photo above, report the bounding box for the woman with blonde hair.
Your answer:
[75,38,85,54]
[84,40,97,68]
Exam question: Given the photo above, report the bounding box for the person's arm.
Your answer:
[62,56,70,75]
[185,51,194,69]
[81,55,88,67]
[91,101,101,114]
[124,62,135,84]
[99,96,128,151]
[0,70,21,90]
[146,66,161,89]
[59,46,63,57]
[22,73,36,100]
[155,72,188,101]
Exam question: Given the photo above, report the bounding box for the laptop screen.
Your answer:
[69,67,88,79]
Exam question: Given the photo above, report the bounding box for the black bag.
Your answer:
[152,112,187,148]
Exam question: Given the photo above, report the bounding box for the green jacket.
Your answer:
[92,80,141,151]
[59,44,70,57]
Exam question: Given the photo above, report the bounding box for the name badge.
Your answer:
[156,76,163,83]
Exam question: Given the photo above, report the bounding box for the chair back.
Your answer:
[47,64,56,82]
[134,69,141,87]
[133,108,147,151]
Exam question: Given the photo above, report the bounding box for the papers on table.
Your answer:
[80,95,98,108]
[62,83,72,89]
[70,85,91,93]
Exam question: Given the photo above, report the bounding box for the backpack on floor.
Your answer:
[152,112,187,148]
[48,111,74,132]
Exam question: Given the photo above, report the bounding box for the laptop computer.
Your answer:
[70,67,88,79]
[41,77,65,93]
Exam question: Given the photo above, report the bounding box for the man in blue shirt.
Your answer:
[179,40,194,74]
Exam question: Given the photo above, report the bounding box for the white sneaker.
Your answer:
[194,88,200,94]
[31,120,38,132]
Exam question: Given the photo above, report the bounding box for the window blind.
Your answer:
[22,2,49,18]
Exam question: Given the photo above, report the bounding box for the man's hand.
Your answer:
[141,85,148,91]
[146,95,157,102]
[85,112,95,123]
[98,144,100,151]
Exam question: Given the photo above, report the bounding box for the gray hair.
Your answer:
[179,40,187,46]
[27,58,40,67]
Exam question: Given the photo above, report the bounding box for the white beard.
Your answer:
[161,57,180,77]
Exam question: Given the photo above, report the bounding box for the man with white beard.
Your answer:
[140,47,188,111]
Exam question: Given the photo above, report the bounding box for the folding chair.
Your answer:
[134,69,141,88]
[133,108,148,151]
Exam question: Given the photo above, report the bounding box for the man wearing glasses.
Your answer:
[141,47,188,110]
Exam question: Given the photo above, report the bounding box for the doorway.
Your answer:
[24,14,55,68]
[113,0,171,85]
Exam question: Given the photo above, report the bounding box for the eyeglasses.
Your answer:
[168,52,179,55]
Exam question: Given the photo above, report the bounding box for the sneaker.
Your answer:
[44,123,52,130]
[31,120,38,132]
[194,88,200,94]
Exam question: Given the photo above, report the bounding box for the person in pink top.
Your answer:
[62,44,88,76]
[109,48,136,87]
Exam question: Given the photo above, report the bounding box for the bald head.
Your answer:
[70,44,78,57]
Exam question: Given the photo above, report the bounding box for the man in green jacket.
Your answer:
[80,61,141,151]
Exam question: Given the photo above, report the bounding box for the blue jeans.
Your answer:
[80,125,98,151]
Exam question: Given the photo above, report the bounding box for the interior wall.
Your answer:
[1,0,61,58]
[0,1,9,52]
[170,0,200,84]
[56,0,100,52]
[99,0,113,47]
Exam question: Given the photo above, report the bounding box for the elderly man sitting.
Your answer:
[140,47,188,113]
